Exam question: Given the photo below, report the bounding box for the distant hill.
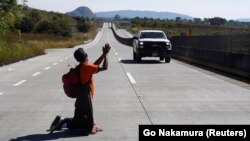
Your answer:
[95,10,193,19]
[66,6,95,18]
[237,18,250,22]
[67,7,193,20]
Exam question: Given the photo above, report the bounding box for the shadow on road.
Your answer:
[9,129,89,141]
[121,59,163,64]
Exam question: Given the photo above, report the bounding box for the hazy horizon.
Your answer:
[19,0,250,20]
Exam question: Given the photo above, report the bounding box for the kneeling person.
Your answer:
[49,43,111,135]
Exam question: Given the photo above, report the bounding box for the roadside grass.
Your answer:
[0,39,44,65]
[24,33,85,49]
[0,26,98,65]
[128,23,250,37]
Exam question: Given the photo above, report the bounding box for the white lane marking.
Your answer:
[60,59,64,62]
[0,92,3,95]
[126,72,136,84]
[115,52,118,55]
[32,72,41,77]
[118,58,121,62]
[65,57,68,59]
[13,80,27,86]
[44,66,51,70]
[8,68,16,71]
[53,62,58,66]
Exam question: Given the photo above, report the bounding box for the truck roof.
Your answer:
[140,30,164,33]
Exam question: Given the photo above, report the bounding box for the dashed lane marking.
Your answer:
[60,59,64,62]
[118,58,121,62]
[8,68,16,71]
[13,80,27,86]
[44,67,51,70]
[0,92,3,95]
[126,72,136,84]
[32,72,41,77]
[53,63,58,66]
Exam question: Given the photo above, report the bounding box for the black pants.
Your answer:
[66,85,94,133]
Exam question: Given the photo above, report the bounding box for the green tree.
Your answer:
[208,17,227,26]
[35,18,71,36]
[77,21,90,33]
[0,0,22,33]
[0,9,8,35]
[28,10,42,24]
[114,14,121,21]
[175,17,182,22]
[193,18,202,24]
[17,16,35,32]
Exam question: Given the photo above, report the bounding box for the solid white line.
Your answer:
[53,62,58,66]
[13,80,27,86]
[32,72,41,76]
[44,67,51,70]
[126,72,136,84]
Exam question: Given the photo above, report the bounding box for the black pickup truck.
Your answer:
[133,30,172,63]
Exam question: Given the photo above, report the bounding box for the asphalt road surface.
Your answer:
[1,23,250,141]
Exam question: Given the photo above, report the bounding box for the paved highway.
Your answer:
[1,23,250,141]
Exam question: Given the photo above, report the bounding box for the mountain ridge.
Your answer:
[66,6,193,19]
[95,10,193,19]
[66,6,250,21]
[66,6,95,18]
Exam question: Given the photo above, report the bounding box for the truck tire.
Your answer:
[136,53,141,63]
[133,52,136,61]
[165,56,171,63]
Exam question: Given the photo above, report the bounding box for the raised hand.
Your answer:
[103,43,111,54]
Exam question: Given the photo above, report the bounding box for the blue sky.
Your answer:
[20,0,250,19]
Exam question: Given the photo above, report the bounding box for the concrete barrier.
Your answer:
[171,35,250,79]
[171,46,250,78]
[111,25,133,47]
[171,35,250,53]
